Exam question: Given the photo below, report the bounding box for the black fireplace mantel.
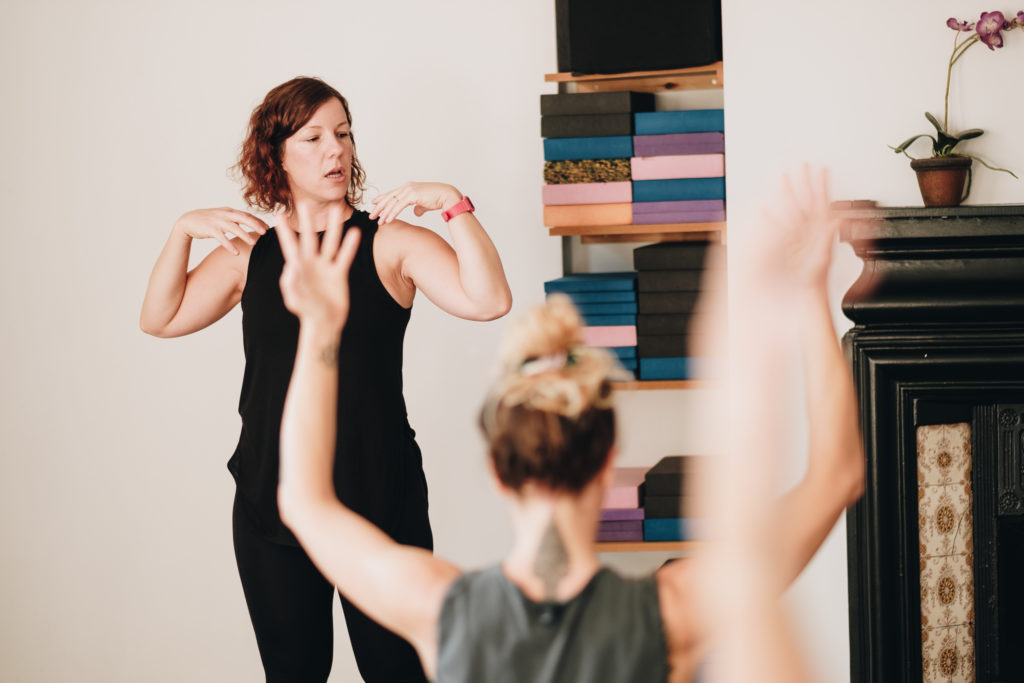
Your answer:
[840,204,1024,324]
[840,205,1024,682]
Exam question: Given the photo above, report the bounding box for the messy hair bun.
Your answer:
[480,294,624,493]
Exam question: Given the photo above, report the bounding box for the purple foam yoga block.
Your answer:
[632,210,726,225]
[633,199,724,214]
[600,507,645,521]
[632,132,724,157]
[596,528,645,542]
[599,520,644,533]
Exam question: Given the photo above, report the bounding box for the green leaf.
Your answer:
[969,154,1019,179]
[924,112,945,133]
[957,129,984,141]
[891,134,935,153]
[936,130,959,151]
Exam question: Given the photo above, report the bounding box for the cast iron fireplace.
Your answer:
[841,205,1024,682]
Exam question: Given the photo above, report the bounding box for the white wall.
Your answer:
[2,1,1022,682]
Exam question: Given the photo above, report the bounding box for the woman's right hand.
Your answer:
[173,207,269,255]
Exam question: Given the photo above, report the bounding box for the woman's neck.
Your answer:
[502,482,603,603]
[288,199,354,232]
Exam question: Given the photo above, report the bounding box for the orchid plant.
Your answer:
[891,10,1021,178]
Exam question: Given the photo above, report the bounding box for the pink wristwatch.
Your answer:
[441,196,475,222]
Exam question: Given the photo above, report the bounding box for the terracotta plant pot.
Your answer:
[910,156,972,207]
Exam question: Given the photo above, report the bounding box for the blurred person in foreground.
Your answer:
[275,167,863,681]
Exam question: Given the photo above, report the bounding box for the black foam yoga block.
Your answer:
[541,113,635,138]
[637,312,696,336]
[540,91,656,116]
[555,0,723,75]
[633,242,711,271]
[644,455,707,496]
[638,270,705,293]
[643,495,687,519]
[637,334,696,358]
[637,291,701,314]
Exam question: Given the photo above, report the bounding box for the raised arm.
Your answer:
[139,208,268,337]
[275,206,461,678]
[658,168,864,681]
[750,168,865,589]
[369,182,512,321]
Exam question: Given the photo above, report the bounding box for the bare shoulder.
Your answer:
[373,219,449,256]
[194,234,259,290]
[372,219,453,282]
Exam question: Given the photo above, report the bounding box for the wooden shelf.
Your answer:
[611,380,710,391]
[596,541,704,553]
[580,232,720,245]
[545,62,724,93]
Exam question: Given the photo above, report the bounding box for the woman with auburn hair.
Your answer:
[276,168,865,682]
[140,76,511,682]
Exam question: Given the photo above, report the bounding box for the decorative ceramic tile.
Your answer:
[921,555,974,627]
[918,423,974,682]
[922,624,974,683]
[917,423,971,487]
[919,483,973,558]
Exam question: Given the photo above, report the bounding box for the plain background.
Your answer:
[2,1,1021,681]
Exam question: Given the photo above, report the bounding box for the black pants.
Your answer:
[232,491,432,683]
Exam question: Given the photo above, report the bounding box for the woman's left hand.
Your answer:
[369,182,463,225]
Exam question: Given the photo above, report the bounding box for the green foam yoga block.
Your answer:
[544,159,631,184]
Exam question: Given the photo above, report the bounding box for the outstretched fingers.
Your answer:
[333,228,361,281]
[321,205,345,261]
[296,203,318,259]
[276,211,301,264]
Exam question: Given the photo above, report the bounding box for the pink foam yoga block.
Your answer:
[601,467,648,508]
[542,181,633,205]
[631,154,725,180]
[582,325,637,347]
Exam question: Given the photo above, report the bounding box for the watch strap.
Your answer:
[441,196,475,222]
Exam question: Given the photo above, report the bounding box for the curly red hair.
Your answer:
[236,77,367,213]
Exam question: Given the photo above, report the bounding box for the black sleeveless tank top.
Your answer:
[228,210,429,546]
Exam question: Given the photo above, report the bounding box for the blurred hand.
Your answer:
[746,166,841,293]
[277,205,361,329]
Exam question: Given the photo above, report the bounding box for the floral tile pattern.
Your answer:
[917,423,974,683]
[919,483,973,557]
[921,623,975,683]
[918,422,971,487]
[920,555,974,627]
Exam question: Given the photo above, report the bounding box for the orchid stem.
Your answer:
[945,34,979,130]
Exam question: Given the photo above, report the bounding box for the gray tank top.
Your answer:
[437,566,669,682]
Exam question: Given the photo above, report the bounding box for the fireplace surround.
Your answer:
[840,205,1024,682]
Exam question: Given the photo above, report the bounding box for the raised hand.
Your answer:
[746,166,841,293]
[173,207,269,255]
[277,204,361,330]
[368,181,463,225]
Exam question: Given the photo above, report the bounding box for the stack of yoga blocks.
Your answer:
[632,242,716,380]
[544,273,638,376]
[541,91,654,229]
